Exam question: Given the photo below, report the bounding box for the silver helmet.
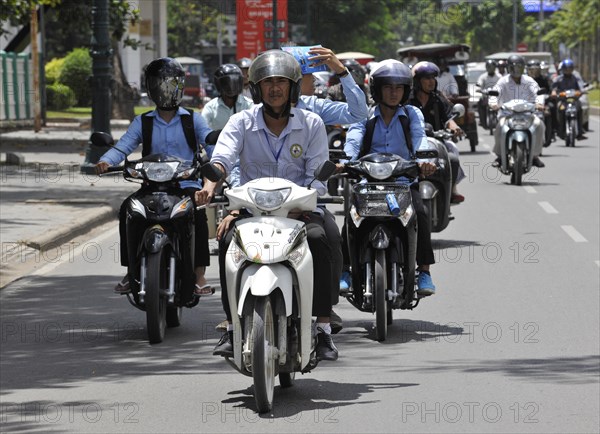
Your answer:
[248,49,302,104]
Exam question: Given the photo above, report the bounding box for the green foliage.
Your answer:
[542,0,599,50]
[44,57,65,85]
[59,48,92,106]
[46,83,76,110]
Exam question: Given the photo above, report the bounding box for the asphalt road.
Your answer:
[1,119,599,433]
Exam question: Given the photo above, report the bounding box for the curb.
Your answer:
[22,206,116,251]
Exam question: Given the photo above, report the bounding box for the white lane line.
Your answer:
[538,201,558,214]
[561,225,588,243]
[595,260,600,268]
[523,186,537,194]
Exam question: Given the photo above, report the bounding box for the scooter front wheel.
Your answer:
[252,296,276,413]
[375,250,388,342]
[145,249,168,344]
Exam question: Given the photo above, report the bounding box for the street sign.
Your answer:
[516,43,528,52]
[236,0,288,60]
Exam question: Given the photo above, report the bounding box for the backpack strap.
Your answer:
[359,106,414,159]
[141,108,198,158]
[141,110,154,157]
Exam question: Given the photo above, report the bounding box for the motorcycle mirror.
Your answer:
[201,162,224,183]
[90,132,114,148]
[451,104,465,119]
[314,160,337,182]
[487,90,499,97]
[424,123,435,137]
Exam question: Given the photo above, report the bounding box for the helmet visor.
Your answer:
[147,75,185,110]
[218,75,243,97]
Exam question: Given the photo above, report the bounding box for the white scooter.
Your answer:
[203,162,337,413]
[489,90,543,185]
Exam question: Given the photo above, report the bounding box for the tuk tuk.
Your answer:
[174,57,214,106]
[397,43,479,151]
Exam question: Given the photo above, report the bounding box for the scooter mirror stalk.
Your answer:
[90,131,114,148]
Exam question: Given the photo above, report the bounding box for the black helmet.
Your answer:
[144,57,185,111]
[237,57,252,69]
[526,59,541,76]
[507,55,525,79]
[341,59,366,86]
[214,64,244,97]
[248,49,302,105]
[497,59,508,71]
[485,59,497,74]
[369,59,412,104]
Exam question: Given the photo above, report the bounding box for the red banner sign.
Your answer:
[236,0,288,60]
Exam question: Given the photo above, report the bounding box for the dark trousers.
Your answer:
[220,212,334,321]
[118,187,210,268]
[322,207,342,306]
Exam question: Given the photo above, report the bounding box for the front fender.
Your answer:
[142,225,170,254]
[237,264,293,317]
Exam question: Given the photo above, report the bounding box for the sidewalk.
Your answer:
[0,123,135,288]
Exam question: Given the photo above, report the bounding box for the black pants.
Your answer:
[118,186,210,268]
[220,212,334,321]
[321,207,342,306]
[341,183,435,268]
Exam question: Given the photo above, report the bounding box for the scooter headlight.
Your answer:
[363,161,397,180]
[508,115,533,129]
[144,162,179,182]
[248,188,291,211]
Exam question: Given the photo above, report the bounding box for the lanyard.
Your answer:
[263,130,288,162]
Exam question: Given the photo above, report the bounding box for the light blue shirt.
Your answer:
[201,95,254,130]
[297,74,369,125]
[99,107,213,189]
[344,104,427,184]
[211,105,329,195]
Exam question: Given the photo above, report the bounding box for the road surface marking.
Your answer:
[561,225,587,243]
[538,201,558,214]
[595,260,600,268]
[523,186,537,194]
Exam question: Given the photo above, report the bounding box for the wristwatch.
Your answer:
[336,68,349,78]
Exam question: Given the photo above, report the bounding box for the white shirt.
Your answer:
[489,74,544,108]
[436,71,459,98]
[200,94,254,130]
[477,72,502,90]
[211,105,329,195]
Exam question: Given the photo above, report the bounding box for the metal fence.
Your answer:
[0,51,32,121]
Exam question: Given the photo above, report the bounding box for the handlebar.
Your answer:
[318,196,344,204]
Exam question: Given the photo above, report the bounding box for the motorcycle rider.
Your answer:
[497,59,508,76]
[236,57,253,99]
[327,58,370,104]
[477,59,502,128]
[489,54,546,168]
[344,59,438,297]
[196,49,339,361]
[551,59,587,140]
[408,61,466,204]
[434,57,459,98]
[95,57,216,296]
[201,63,254,130]
[527,59,554,143]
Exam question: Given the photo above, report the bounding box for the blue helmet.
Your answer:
[369,59,412,104]
[560,58,575,73]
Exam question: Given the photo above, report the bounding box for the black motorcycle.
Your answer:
[342,150,435,341]
[91,132,204,344]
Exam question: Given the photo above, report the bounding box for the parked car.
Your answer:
[467,61,486,113]
[397,43,479,151]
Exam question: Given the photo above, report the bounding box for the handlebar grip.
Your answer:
[106,166,124,173]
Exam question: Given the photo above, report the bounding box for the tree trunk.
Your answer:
[111,40,136,121]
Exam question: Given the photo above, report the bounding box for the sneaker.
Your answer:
[492,157,501,168]
[416,271,436,297]
[315,327,338,361]
[114,274,130,294]
[213,331,233,357]
[330,310,343,334]
[339,271,352,292]
[532,156,545,168]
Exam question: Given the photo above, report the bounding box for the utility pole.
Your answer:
[512,0,518,51]
[30,4,41,132]
[81,0,113,174]
[272,0,277,48]
[538,0,544,52]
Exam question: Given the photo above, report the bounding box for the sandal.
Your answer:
[194,284,215,296]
